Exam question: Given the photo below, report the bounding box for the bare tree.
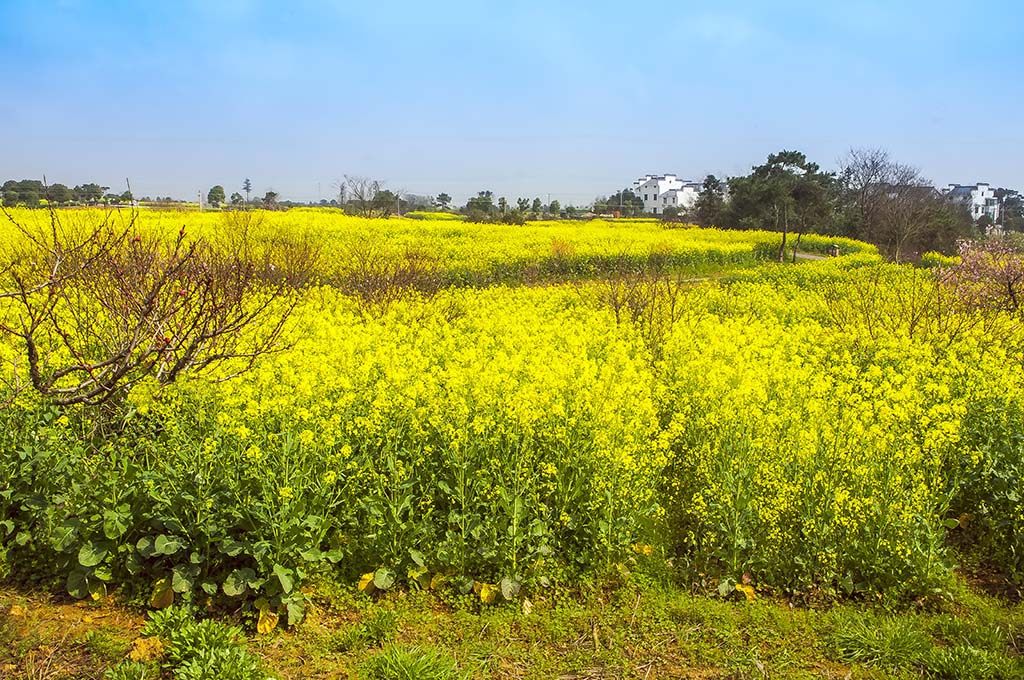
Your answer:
[336,237,442,314]
[822,265,977,345]
[583,249,705,358]
[838,148,966,262]
[0,207,318,406]
[340,175,383,217]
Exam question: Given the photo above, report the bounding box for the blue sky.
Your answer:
[0,1,1021,204]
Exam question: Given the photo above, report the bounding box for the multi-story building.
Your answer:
[633,174,702,215]
[943,183,1001,223]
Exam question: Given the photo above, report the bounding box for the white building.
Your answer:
[943,183,1001,223]
[633,174,702,215]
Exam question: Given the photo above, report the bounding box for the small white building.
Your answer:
[633,174,702,215]
[943,183,1001,223]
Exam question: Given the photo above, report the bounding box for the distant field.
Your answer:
[1,207,878,287]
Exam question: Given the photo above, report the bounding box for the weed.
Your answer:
[926,645,1010,680]
[361,644,462,680]
[829,614,931,669]
[84,628,132,663]
[326,608,399,652]
[104,661,154,680]
[106,607,269,680]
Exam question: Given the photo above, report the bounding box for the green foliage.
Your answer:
[464,191,494,217]
[829,614,932,668]
[950,397,1024,583]
[85,628,132,662]
[361,645,461,680]
[726,150,834,261]
[105,607,271,680]
[104,661,154,680]
[360,609,399,646]
[0,180,123,207]
[326,609,399,652]
[826,607,1022,679]
[174,645,266,680]
[594,189,644,217]
[690,175,726,227]
[207,185,226,208]
[926,645,1014,679]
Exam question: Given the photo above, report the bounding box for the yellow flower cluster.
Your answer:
[658,269,1024,594]
[0,209,1019,595]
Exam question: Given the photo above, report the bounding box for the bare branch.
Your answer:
[0,208,318,406]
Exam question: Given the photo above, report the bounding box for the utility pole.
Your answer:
[198,190,203,212]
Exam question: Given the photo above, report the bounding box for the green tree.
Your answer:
[465,191,496,222]
[598,189,644,217]
[372,189,400,217]
[73,183,107,204]
[547,199,560,217]
[531,198,542,215]
[46,183,73,204]
[728,150,834,261]
[691,175,726,227]
[1,179,46,206]
[466,191,495,214]
[207,185,226,208]
[504,210,527,225]
[661,205,682,222]
[243,178,253,204]
[262,190,279,208]
[230,192,244,206]
[119,190,134,204]
[435,192,452,211]
[995,188,1024,231]
[15,179,45,195]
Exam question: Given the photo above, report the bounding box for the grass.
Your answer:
[828,614,933,668]
[361,645,462,680]
[1,576,1022,679]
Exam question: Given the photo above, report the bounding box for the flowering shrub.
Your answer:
[940,238,1024,315]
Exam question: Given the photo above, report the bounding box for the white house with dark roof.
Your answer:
[943,183,1001,223]
[633,174,702,215]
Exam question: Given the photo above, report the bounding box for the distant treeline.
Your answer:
[1,179,139,207]
[596,149,1024,261]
